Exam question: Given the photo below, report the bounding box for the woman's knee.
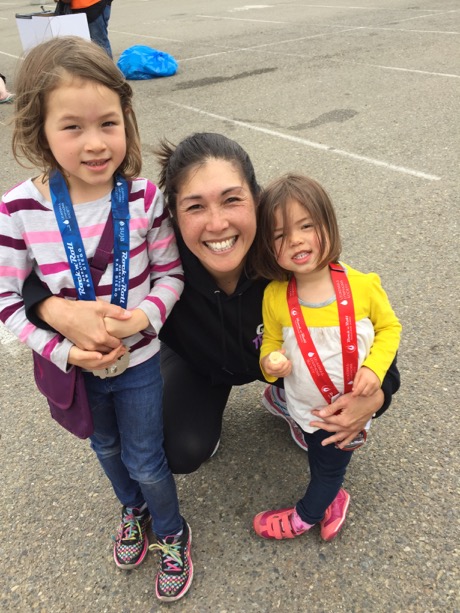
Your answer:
[165,433,215,474]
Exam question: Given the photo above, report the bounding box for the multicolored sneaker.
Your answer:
[113,505,151,569]
[150,520,193,602]
[261,385,308,451]
[320,488,350,541]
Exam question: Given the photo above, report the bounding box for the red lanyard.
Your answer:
[287,263,358,404]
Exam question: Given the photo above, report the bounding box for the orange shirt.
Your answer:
[71,0,100,9]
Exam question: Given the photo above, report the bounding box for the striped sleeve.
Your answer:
[134,181,184,334]
[0,189,73,371]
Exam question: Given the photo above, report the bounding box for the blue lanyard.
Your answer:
[49,171,130,307]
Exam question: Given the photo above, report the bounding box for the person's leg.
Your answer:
[112,355,193,600]
[261,384,308,451]
[87,4,112,58]
[111,354,182,538]
[84,372,144,508]
[296,429,353,525]
[253,429,352,540]
[84,369,150,569]
[161,344,231,474]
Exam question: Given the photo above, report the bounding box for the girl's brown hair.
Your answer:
[12,36,141,180]
[254,173,342,281]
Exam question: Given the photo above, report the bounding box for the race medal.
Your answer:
[90,351,130,379]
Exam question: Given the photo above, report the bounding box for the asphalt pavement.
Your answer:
[0,1,459,611]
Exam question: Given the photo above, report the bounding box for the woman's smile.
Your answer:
[204,236,238,253]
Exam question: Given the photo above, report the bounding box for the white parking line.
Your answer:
[168,102,441,182]
[388,9,459,24]
[0,51,20,59]
[197,15,288,24]
[324,24,459,35]
[178,26,363,62]
[110,30,182,43]
[288,4,398,9]
[289,4,447,11]
[350,62,460,79]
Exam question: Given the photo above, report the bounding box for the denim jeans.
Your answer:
[83,354,182,538]
[88,4,112,58]
[296,428,354,525]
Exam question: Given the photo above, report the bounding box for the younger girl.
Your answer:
[253,173,401,542]
[0,37,192,602]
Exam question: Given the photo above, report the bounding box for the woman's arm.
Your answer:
[22,270,131,352]
[310,356,400,448]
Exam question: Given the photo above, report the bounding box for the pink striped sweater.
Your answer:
[0,178,184,372]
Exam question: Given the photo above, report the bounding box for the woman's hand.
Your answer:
[67,344,128,370]
[310,389,383,449]
[37,297,132,352]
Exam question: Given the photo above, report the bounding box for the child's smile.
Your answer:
[43,75,127,203]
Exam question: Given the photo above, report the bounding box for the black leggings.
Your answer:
[161,345,232,474]
[161,345,400,474]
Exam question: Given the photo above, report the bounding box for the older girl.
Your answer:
[1,37,192,602]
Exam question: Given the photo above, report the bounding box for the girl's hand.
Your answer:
[67,344,127,370]
[352,366,381,397]
[37,297,132,352]
[104,308,149,339]
[261,350,292,378]
[309,389,383,449]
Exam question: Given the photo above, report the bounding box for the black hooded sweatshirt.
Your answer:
[159,235,269,387]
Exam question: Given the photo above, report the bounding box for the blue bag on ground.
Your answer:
[117,45,178,80]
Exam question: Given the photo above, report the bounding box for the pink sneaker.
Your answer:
[253,507,309,540]
[320,488,350,541]
[261,385,308,451]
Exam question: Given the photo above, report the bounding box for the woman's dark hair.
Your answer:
[156,132,260,220]
[254,173,342,281]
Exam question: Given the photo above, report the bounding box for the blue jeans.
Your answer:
[88,4,112,58]
[83,354,182,538]
[296,428,354,525]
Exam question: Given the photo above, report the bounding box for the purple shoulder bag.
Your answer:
[32,213,114,439]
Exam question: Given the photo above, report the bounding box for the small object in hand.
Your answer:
[91,351,130,379]
[337,429,367,451]
[269,351,288,365]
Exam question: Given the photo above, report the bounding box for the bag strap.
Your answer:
[89,212,114,288]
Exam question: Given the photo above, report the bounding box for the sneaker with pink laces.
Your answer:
[320,488,350,541]
[261,385,308,451]
[113,505,151,568]
[149,519,193,602]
